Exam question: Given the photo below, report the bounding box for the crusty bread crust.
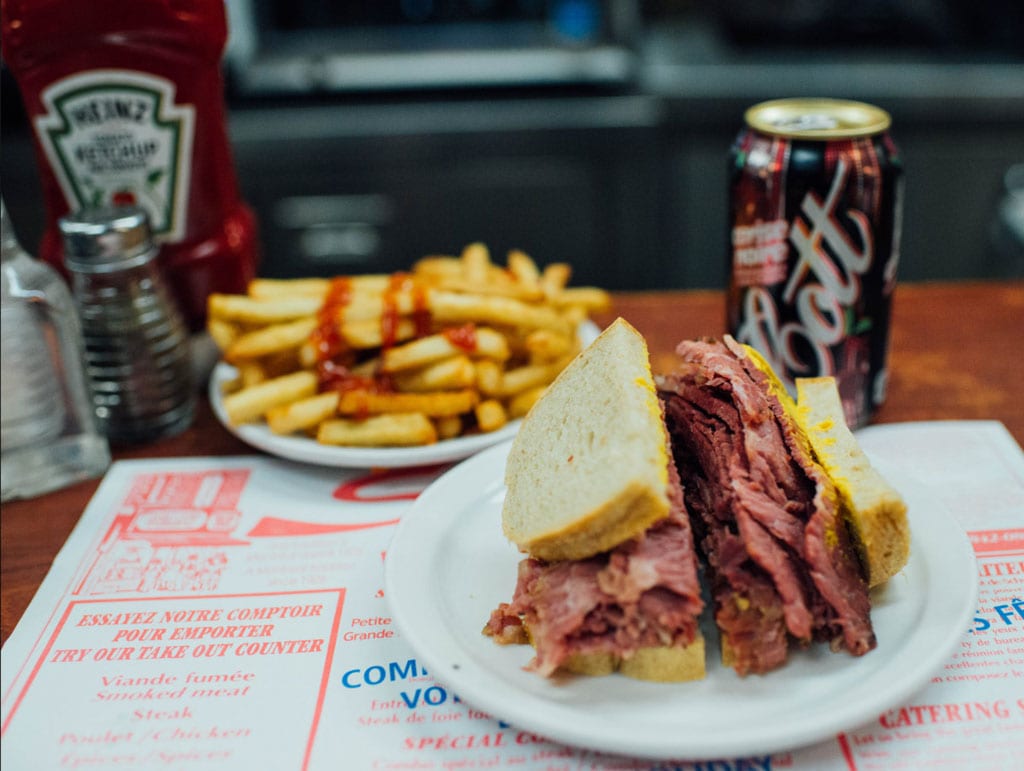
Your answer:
[502,318,671,560]
[735,343,910,588]
[563,635,706,682]
[794,377,911,587]
[617,638,706,682]
[562,650,617,676]
[515,480,670,562]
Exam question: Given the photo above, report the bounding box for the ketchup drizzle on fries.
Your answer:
[311,277,352,361]
[443,323,478,353]
[318,361,394,396]
[381,274,404,351]
[411,279,432,339]
[208,243,611,446]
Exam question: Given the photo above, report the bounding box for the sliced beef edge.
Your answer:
[657,338,876,675]
[662,390,792,675]
[484,455,704,677]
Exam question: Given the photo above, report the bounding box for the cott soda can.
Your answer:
[726,98,904,428]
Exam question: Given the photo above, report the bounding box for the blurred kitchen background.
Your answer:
[3,0,1023,289]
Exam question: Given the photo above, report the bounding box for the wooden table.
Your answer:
[2,280,1022,646]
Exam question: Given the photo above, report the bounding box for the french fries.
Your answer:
[221,371,318,425]
[207,243,610,449]
[318,414,438,447]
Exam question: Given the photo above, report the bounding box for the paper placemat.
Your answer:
[2,421,1021,770]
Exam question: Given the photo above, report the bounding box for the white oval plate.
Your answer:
[384,439,978,760]
[209,322,600,469]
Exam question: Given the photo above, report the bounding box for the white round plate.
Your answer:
[384,439,978,760]
[209,322,600,469]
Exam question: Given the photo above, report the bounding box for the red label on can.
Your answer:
[731,218,790,287]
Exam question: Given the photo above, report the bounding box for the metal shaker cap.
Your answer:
[59,205,159,273]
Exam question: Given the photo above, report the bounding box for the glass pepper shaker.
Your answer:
[1,200,111,501]
[59,205,195,445]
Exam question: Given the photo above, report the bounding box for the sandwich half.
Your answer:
[484,323,909,682]
[484,318,706,681]
[657,336,909,675]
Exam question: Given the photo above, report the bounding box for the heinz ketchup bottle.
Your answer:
[1,0,258,331]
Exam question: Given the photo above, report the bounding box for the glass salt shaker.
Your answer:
[59,205,195,445]
[1,201,111,501]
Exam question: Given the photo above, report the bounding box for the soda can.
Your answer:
[726,98,904,428]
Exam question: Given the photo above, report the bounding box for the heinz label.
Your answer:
[34,69,195,242]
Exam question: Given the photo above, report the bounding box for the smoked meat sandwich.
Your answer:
[485,319,910,679]
[657,335,910,675]
[485,318,706,682]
